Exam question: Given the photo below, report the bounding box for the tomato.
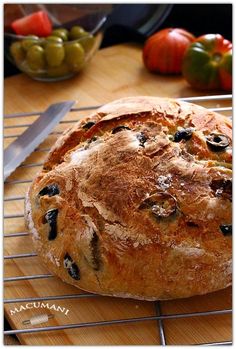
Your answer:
[182,34,232,91]
[143,28,195,74]
[11,11,52,37]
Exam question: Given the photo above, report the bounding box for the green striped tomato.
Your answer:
[182,34,232,91]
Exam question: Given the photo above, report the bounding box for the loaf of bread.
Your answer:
[25,96,232,300]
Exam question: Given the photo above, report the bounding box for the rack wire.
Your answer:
[4,94,232,345]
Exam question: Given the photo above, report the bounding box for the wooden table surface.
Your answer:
[4,43,232,345]
[4,42,218,114]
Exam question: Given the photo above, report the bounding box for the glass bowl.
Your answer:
[4,5,110,81]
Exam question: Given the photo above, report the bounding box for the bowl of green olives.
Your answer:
[5,25,103,81]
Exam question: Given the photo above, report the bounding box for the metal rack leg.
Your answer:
[155,301,167,345]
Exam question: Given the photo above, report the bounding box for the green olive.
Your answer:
[51,28,69,41]
[26,45,46,71]
[45,36,63,44]
[45,43,65,67]
[17,60,31,74]
[65,42,85,72]
[23,64,45,78]
[79,34,96,53]
[21,35,39,51]
[69,26,87,40]
[10,41,25,65]
[47,63,70,78]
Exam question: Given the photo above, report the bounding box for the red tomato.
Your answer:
[143,28,195,74]
[11,11,52,37]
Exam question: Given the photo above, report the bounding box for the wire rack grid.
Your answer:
[4,94,232,345]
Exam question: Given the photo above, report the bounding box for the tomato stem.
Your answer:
[212,52,222,62]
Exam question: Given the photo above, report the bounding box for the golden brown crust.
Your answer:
[25,96,232,300]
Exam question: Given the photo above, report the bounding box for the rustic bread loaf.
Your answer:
[25,96,232,300]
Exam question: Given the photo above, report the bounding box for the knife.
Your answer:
[4,100,75,181]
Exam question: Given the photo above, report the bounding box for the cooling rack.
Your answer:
[4,94,232,345]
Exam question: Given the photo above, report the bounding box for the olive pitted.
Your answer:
[206,133,230,152]
[21,35,39,51]
[39,184,60,197]
[83,121,96,130]
[220,225,232,236]
[65,43,85,72]
[45,36,63,44]
[52,28,69,41]
[10,41,25,65]
[210,179,232,201]
[80,34,96,53]
[64,253,80,280]
[69,26,87,40]
[137,132,148,147]
[112,125,131,134]
[45,42,65,67]
[139,192,177,219]
[26,45,46,71]
[44,209,58,240]
[174,128,193,142]
[47,63,70,78]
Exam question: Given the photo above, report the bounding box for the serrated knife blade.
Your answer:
[4,100,75,181]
